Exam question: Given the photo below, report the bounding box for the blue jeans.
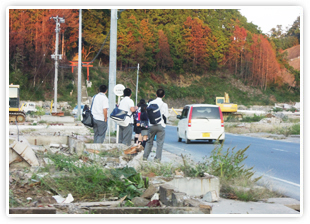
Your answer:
[93,118,108,143]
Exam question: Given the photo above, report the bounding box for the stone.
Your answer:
[131,197,150,207]
[202,190,219,202]
[141,185,158,199]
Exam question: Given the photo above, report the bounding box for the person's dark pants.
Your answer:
[93,118,108,143]
[143,124,165,161]
[119,124,133,146]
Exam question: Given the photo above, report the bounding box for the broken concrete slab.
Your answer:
[40,115,75,123]
[203,197,300,214]
[165,176,220,197]
[89,207,211,214]
[10,141,39,166]
[267,198,300,211]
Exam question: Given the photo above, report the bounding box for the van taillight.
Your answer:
[219,107,224,127]
[188,106,193,127]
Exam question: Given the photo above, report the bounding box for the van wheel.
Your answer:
[185,132,190,144]
[178,136,182,142]
[219,140,224,144]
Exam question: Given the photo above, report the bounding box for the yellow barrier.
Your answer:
[171,107,179,115]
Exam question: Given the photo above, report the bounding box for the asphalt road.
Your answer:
[163,125,301,200]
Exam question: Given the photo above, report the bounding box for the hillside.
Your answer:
[279,45,300,87]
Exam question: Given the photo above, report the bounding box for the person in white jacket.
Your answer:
[143,89,169,162]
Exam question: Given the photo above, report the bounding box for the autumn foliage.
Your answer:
[9,9,299,92]
[227,25,281,90]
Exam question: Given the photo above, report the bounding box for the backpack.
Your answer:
[147,103,162,124]
[110,106,131,127]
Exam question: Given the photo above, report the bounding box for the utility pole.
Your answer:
[50,15,65,113]
[77,9,82,120]
[135,63,139,106]
[108,9,118,132]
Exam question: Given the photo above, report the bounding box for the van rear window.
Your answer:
[191,107,220,119]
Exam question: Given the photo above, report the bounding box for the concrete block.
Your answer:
[166,177,220,197]
[10,141,39,166]
[172,192,189,207]
[159,184,179,206]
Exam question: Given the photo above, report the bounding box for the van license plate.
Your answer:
[202,133,210,137]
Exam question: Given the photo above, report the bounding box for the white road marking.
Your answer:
[258,174,300,187]
[273,148,288,152]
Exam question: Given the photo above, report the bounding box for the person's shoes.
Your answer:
[153,159,161,164]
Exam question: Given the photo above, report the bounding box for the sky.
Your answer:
[239,6,302,35]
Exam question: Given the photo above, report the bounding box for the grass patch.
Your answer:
[39,153,146,202]
[241,114,265,123]
[138,161,178,178]
[277,123,300,136]
[99,149,123,158]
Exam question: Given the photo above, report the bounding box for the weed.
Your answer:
[272,107,284,112]
[209,144,261,182]
[38,120,47,123]
[241,114,265,123]
[34,106,46,116]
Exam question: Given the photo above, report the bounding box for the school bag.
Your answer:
[110,106,132,127]
[82,95,96,127]
[147,103,162,124]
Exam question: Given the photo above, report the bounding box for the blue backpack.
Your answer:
[147,103,162,124]
[110,106,131,127]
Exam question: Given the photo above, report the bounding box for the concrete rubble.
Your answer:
[8,115,301,215]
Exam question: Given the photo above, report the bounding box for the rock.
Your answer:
[172,192,189,207]
[131,197,150,207]
[141,185,158,199]
[202,190,219,202]
[38,196,57,204]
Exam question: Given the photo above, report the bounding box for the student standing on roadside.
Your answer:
[143,89,169,162]
[92,85,109,143]
[118,88,138,146]
[134,99,146,145]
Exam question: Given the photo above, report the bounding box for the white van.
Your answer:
[177,104,225,144]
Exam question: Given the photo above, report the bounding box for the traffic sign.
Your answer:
[114,84,125,96]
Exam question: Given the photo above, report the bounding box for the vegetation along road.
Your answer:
[163,125,300,200]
